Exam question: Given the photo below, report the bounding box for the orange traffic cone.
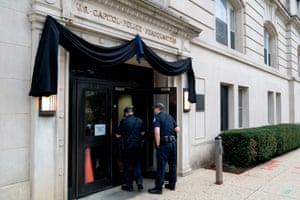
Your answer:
[85,147,94,184]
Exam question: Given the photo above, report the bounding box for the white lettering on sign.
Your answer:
[74,1,177,44]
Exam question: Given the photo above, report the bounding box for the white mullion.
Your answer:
[227,4,230,48]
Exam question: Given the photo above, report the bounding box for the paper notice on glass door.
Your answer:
[94,124,106,136]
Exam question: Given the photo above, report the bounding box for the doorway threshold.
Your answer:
[78,179,154,200]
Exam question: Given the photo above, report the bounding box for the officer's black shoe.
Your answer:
[148,187,162,194]
[121,185,133,192]
[165,184,175,191]
[137,184,144,191]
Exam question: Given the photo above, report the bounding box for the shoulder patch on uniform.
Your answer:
[153,117,157,123]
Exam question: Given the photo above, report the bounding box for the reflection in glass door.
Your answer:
[83,90,110,183]
[71,80,112,198]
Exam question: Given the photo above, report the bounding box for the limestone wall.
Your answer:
[0,0,32,199]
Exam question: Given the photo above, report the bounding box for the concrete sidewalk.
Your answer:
[88,148,300,200]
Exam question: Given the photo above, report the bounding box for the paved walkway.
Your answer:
[87,148,300,200]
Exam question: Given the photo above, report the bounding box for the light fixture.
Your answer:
[183,89,191,113]
[39,95,57,116]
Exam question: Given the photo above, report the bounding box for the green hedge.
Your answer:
[221,124,300,167]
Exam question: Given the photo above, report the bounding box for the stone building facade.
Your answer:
[1,0,300,199]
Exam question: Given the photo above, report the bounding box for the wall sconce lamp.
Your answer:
[39,95,57,116]
[183,89,191,113]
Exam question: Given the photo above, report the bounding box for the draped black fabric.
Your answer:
[142,41,196,102]
[29,15,196,102]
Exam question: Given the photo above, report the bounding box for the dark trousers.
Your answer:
[155,141,177,189]
[123,143,143,188]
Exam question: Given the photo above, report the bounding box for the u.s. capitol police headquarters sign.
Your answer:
[70,0,200,55]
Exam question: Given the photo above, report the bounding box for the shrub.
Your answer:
[221,124,300,167]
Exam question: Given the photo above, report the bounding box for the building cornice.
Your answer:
[275,2,290,23]
[271,0,300,31]
[289,15,300,32]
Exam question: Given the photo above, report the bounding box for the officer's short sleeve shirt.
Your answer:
[118,115,145,141]
[153,112,177,137]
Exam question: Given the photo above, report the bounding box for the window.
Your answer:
[268,91,275,124]
[238,87,249,128]
[276,93,281,123]
[268,91,282,124]
[264,30,271,66]
[220,84,234,131]
[298,47,300,77]
[287,0,299,15]
[220,85,229,131]
[264,22,277,68]
[297,0,300,16]
[238,88,243,127]
[216,0,235,49]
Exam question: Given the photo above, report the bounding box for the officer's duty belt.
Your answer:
[126,139,142,143]
[160,136,176,143]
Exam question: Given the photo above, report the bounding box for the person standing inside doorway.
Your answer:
[148,102,180,194]
[116,106,145,192]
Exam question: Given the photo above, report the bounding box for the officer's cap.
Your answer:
[153,102,165,111]
[123,106,134,113]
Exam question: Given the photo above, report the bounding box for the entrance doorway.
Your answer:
[113,87,177,179]
[68,55,177,199]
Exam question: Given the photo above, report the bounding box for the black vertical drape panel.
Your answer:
[142,41,196,102]
[29,15,196,102]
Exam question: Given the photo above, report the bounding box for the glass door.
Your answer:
[71,79,112,198]
[69,82,177,198]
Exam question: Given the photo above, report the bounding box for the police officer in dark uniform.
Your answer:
[148,102,180,194]
[116,106,145,192]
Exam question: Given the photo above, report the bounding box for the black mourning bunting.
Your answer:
[29,15,196,103]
